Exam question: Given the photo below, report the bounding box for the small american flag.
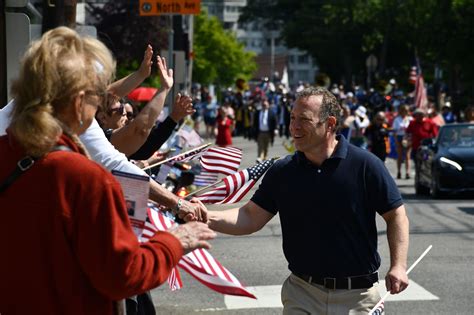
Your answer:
[171,143,211,163]
[197,159,275,204]
[200,147,242,176]
[194,170,219,187]
[141,209,183,290]
[143,205,256,298]
[371,301,385,315]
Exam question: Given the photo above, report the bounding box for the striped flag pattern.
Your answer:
[197,159,275,204]
[141,211,183,291]
[408,66,417,84]
[171,144,211,164]
[194,170,219,186]
[200,147,242,176]
[143,205,256,299]
[371,301,385,315]
[414,73,428,111]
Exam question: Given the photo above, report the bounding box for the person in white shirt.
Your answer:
[391,105,413,179]
[0,42,207,222]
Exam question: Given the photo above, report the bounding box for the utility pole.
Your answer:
[1,0,7,107]
[42,0,77,33]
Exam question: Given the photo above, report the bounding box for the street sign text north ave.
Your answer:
[139,0,201,16]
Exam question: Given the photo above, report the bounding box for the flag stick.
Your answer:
[186,157,280,200]
[185,178,224,199]
[369,245,433,315]
[142,142,212,171]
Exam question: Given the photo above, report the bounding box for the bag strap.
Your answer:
[0,145,72,194]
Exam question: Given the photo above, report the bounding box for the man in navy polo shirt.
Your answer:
[207,87,409,314]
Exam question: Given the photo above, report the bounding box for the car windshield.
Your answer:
[437,125,474,148]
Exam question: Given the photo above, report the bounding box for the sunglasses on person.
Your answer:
[107,103,125,116]
[126,111,135,120]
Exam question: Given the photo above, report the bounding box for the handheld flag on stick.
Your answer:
[194,158,275,204]
[142,142,212,171]
[141,205,256,298]
[200,146,243,175]
[369,245,433,315]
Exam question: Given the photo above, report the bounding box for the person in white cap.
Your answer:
[349,105,370,149]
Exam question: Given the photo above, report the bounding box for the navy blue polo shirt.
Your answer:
[251,135,403,278]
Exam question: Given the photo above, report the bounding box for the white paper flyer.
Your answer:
[112,170,149,238]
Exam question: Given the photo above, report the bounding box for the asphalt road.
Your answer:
[150,135,474,314]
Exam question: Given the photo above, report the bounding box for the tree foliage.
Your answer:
[193,10,257,87]
[87,0,168,86]
[242,0,474,102]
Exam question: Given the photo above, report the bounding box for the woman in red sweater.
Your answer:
[0,27,215,315]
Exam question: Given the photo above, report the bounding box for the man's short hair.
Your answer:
[296,86,342,132]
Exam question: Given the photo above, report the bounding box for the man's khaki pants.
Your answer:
[281,273,383,315]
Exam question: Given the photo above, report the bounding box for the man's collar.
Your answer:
[295,134,348,165]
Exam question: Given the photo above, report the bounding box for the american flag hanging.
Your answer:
[411,58,428,111]
[408,66,417,85]
[200,147,242,176]
[142,205,256,299]
[197,159,275,204]
[414,73,428,110]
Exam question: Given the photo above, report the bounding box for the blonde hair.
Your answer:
[9,26,115,157]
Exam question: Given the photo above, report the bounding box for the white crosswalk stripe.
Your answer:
[223,280,438,310]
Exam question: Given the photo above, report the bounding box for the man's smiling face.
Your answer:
[290,95,328,153]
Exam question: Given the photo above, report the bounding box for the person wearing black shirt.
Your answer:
[207,87,409,314]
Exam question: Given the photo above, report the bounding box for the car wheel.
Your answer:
[430,173,443,198]
[415,172,429,195]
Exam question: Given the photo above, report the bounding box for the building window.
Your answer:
[297,70,309,81]
[298,54,309,64]
[289,56,295,63]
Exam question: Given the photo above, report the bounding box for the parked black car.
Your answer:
[415,123,474,197]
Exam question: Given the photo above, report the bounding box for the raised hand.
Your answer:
[156,55,173,90]
[169,93,195,122]
[138,45,153,79]
[168,221,216,254]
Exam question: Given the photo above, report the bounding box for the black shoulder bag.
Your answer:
[0,145,72,194]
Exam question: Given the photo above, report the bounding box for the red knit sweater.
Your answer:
[0,133,183,314]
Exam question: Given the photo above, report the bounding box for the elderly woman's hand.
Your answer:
[169,93,195,122]
[167,221,216,254]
